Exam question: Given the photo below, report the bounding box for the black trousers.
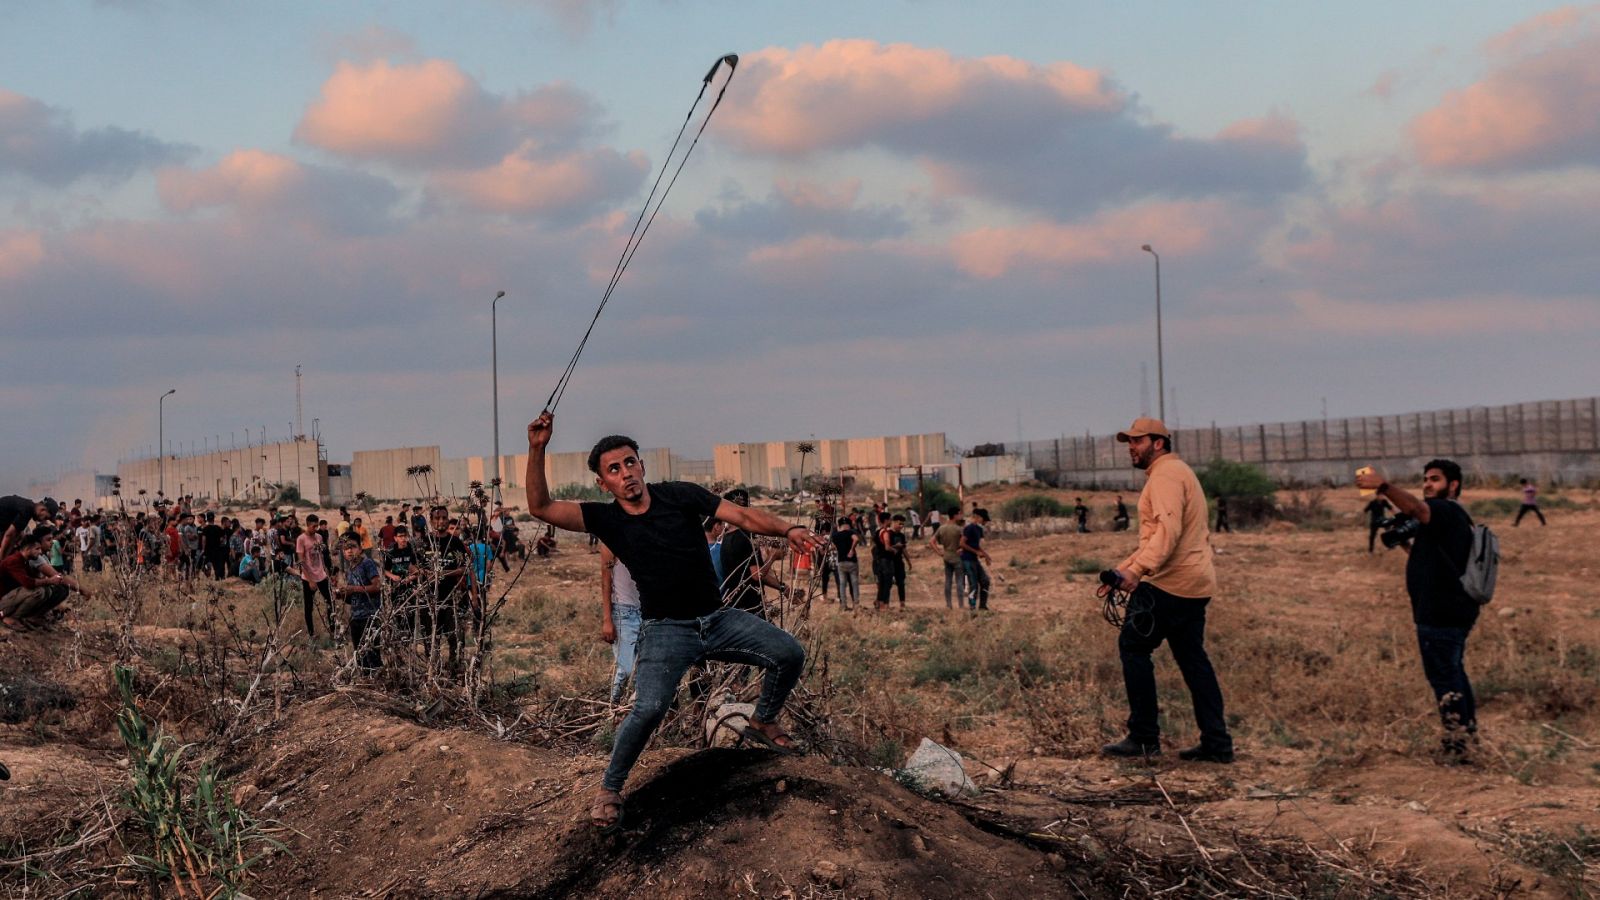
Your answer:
[301,578,331,635]
[1514,504,1545,526]
[1118,583,1232,752]
[1368,522,1382,553]
[874,559,905,606]
[349,616,382,671]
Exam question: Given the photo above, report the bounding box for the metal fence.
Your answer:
[1006,397,1600,487]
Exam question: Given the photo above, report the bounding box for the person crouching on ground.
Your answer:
[1,532,90,631]
[523,411,813,832]
[1099,417,1234,764]
[1356,459,1481,761]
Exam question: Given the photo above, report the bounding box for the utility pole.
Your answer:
[491,290,506,504]
[1140,244,1165,422]
[294,365,304,440]
[158,389,176,497]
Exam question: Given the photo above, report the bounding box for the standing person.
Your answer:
[883,515,910,609]
[382,526,420,637]
[522,412,812,832]
[830,516,860,611]
[1356,460,1483,760]
[228,520,247,576]
[352,517,375,558]
[179,513,201,578]
[1213,495,1231,534]
[1099,418,1233,764]
[908,508,922,539]
[927,506,943,535]
[959,509,992,611]
[334,537,383,671]
[1112,495,1131,532]
[1364,495,1394,553]
[717,488,779,618]
[296,514,333,638]
[1074,498,1090,533]
[419,506,471,670]
[79,517,104,573]
[378,515,398,552]
[410,506,429,539]
[1514,479,1546,527]
[599,542,642,705]
[931,507,966,610]
[869,513,893,611]
[200,512,228,581]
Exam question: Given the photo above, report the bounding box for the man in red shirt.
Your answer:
[1,532,88,630]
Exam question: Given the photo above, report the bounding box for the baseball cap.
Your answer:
[1116,417,1171,443]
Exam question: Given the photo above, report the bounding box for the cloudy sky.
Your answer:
[4,1,1598,493]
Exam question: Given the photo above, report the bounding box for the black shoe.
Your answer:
[1177,744,1234,764]
[1101,737,1161,758]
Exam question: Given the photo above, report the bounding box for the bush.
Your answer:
[916,483,961,517]
[1198,459,1278,527]
[552,483,608,501]
[1067,556,1104,575]
[998,494,1069,522]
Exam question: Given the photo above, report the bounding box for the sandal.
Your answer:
[591,789,624,833]
[737,721,803,756]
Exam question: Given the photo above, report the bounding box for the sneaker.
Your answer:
[1101,737,1161,758]
[1177,744,1234,764]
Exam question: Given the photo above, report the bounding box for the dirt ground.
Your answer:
[2,483,1597,897]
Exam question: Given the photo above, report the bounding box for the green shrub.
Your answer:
[916,484,961,517]
[1198,459,1278,526]
[998,494,1069,522]
[1067,556,1104,575]
[552,483,608,501]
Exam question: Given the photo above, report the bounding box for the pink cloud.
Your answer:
[716,39,1119,156]
[1411,10,1600,170]
[0,230,46,281]
[429,144,646,216]
[948,200,1250,279]
[295,59,500,165]
[157,149,304,211]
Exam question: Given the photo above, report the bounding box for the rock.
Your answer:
[810,859,846,888]
[901,738,981,797]
[706,702,755,747]
[1496,607,1517,619]
[1046,852,1068,871]
[1406,800,1428,812]
[231,783,260,808]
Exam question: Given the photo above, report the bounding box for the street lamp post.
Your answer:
[1140,244,1165,422]
[158,389,176,497]
[490,290,507,503]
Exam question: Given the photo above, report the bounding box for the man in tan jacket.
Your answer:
[1099,418,1234,764]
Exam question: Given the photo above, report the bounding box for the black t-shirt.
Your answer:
[887,529,907,567]
[1405,498,1477,628]
[718,528,764,613]
[580,481,722,620]
[0,496,36,538]
[830,527,857,562]
[422,534,469,598]
[1365,498,1392,524]
[201,524,226,555]
[870,526,891,563]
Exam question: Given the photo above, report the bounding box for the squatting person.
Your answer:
[1356,459,1481,759]
[1099,417,1234,764]
[523,411,814,831]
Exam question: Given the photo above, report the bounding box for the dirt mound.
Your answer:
[238,696,1085,898]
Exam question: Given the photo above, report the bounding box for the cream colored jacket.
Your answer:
[1117,453,1218,599]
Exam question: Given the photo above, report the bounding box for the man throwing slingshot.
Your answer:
[524,411,815,831]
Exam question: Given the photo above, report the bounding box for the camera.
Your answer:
[1377,514,1422,549]
[1099,569,1122,588]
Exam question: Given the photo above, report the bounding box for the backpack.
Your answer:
[1460,521,1499,605]
[1451,501,1498,605]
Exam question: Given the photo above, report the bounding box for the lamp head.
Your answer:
[1140,244,1153,253]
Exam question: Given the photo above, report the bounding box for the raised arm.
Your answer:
[524,411,588,533]
[715,499,817,556]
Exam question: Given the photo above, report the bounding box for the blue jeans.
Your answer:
[602,608,805,792]
[610,603,642,703]
[942,561,967,608]
[962,558,990,609]
[834,560,860,609]
[1416,624,1476,738]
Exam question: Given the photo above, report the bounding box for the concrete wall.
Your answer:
[117,439,325,506]
[714,433,950,491]
[1007,397,1600,489]
[351,446,443,501]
